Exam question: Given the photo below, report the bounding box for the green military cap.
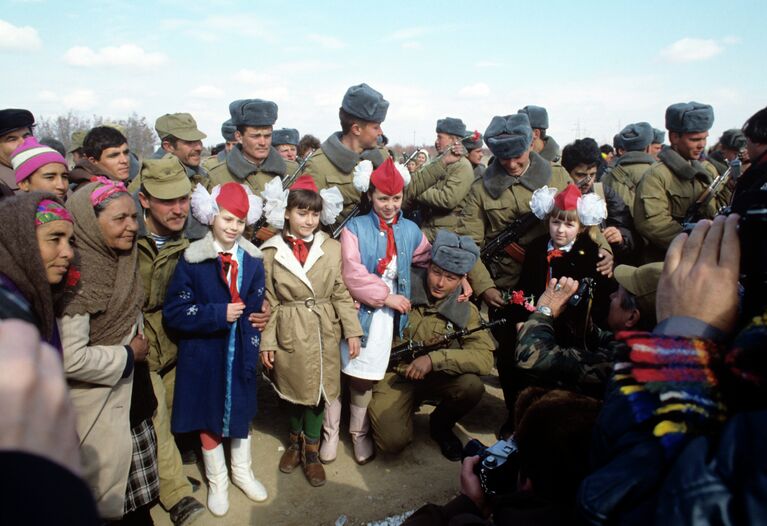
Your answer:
[139,158,191,199]
[614,262,663,325]
[155,113,207,141]
[69,130,87,152]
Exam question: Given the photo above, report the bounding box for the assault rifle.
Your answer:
[388,318,506,371]
[682,158,740,225]
[479,212,540,272]
[331,202,362,239]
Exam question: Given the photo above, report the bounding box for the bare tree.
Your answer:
[35,112,158,159]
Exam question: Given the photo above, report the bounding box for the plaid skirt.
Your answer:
[123,418,160,514]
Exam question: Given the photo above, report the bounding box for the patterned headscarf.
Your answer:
[35,199,74,226]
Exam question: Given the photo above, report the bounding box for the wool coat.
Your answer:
[260,231,363,406]
[163,233,265,438]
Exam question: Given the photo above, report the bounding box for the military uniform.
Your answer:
[538,135,561,163]
[306,133,386,231]
[633,148,718,262]
[207,145,297,194]
[601,151,655,218]
[368,267,494,454]
[407,156,475,241]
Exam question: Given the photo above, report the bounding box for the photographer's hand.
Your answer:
[460,455,490,517]
[657,214,740,335]
[536,277,579,318]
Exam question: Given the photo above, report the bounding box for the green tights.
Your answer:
[288,403,325,440]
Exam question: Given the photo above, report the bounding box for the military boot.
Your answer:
[279,431,302,474]
[301,435,326,487]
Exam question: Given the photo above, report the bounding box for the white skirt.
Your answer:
[341,258,397,381]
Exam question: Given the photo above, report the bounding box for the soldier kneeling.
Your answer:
[368,230,495,461]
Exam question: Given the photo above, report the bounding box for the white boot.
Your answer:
[230,435,268,502]
[349,404,375,465]
[201,444,229,517]
[320,398,342,463]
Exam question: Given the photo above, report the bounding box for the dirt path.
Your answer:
[151,372,506,526]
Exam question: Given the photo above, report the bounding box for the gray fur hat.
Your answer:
[341,83,389,123]
[613,133,624,151]
[518,105,549,130]
[431,229,480,275]
[619,122,654,152]
[484,114,533,159]
[719,128,747,150]
[229,99,278,127]
[652,128,665,144]
[221,119,236,141]
[463,131,483,151]
[436,117,467,137]
[665,101,714,133]
[272,128,300,146]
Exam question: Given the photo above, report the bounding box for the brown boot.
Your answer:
[279,431,302,474]
[301,435,326,487]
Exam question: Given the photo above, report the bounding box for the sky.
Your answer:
[1,0,765,150]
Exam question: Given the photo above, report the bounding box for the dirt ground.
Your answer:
[150,372,506,526]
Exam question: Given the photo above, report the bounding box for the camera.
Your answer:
[462,437,519,497]
[568,277,594,307]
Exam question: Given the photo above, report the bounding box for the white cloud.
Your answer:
[306,34,345,49]
[190,85,225,99]
[110,98,140,112]
[459,83,490,98]
[401,41,421,50]
[722,35,741,45]
[659,38,722,63]
[387,27,429,41]
[64,44,168,68]
[39,89,99,110]
[0,19,42,50]
[231,70,289,101]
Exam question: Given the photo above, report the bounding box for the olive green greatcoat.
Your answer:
[306,132,388,233]
[601,151,655,218]
[633,151,718,262]
[458,152,575,296]
[260,231,363,406]
[206,144,297,195]
[406,156,475,241]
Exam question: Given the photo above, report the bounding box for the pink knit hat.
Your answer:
[11,136,68,184]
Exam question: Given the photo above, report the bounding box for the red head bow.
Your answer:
[553,184,581,211]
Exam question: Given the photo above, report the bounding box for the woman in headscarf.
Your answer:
[0,192,75,350]
[59,177,159,524]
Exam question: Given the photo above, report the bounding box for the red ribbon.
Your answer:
[219,252,242,303]
[288,238,309,266]
[376,216,398,275]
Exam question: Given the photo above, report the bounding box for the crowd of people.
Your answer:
[0,84,765,526]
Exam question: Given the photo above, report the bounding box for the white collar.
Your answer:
[547,239,575,253]
[213,238,239,255]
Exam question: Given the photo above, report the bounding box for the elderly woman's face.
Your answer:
[36,220,75,285]
[97,194,138,252]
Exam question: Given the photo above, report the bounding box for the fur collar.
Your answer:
[260,231,329,292]
[482,151,552,199]
[615,150,655,167]
[658,146,712,182]
[410,267,471,328]
[226,144,287,179]
[539,136,561,163]
[184,232,262,263]
[321,132,384,173]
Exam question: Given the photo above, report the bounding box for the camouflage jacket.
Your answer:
[514,312,618,398]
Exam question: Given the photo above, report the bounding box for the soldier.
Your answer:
[518,105,560,163]
[649,127,665,159]
[0,108,35,195]
[406,117,475,242]
[515,263,662,400]
[709,128,748,175]
[69,130,87,166]
[368,231,494,461]
[463,131,485,179]
[297,134,320,162]
[272,128,300,162]
[457,114,612,433]
[601,122,656,218]
[134,158,207,526]
[154,113,208,186]
[202,119,237,172]
[732,105,767,209]
[306,83,389,230]
[562,138,636,265]
[634,101,718,262]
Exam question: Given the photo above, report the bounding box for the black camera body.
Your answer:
[567,277,594,307]
[463,438,519,497]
